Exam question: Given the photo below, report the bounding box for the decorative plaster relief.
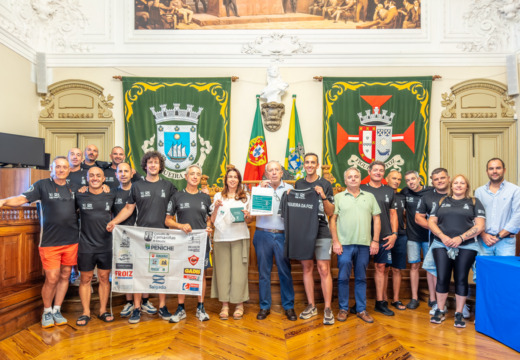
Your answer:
[459,0,520,52]
[241,32,312,62]
[0,0,91,53]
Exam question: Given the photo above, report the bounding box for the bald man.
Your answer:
[81,144,110,171]
[103,146,143,190]
[67,148,88,186]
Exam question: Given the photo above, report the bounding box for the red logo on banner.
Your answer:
[188,255,199,266]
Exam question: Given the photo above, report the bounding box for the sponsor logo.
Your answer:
[188,255,199,265]
[118,285,133,290]
[188,246,200,252]
[149,253,170,273]
[150,274,167,290]
[117,249,132,263]
[188,235,200,245]
[144,231,153,242]
[183,274,201,281]
[145,244,174,251]
[114,270,133,279]
[121,231,130,247]
[115,263,133,269]
[184,268,201,275]
[182,283,200,292]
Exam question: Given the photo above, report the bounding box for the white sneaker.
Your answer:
[141,301,158,315]
[463,304,471,319]
[429,303,448,315]
[120,302,134,317]
[196,307,210,322]
[169,308,187,323]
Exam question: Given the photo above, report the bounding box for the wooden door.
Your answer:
[51,133,78,160]
[78,133,106,161]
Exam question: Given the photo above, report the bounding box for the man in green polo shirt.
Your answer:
[330,167,381,324]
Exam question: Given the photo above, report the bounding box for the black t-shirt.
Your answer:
[81,161,110,170]
[394,192,406,236]
[128,179,177,228]
[166,190,211,230]
[400,186,433,242]
[360,184,397,242]
[67,169,88,187]
[295,176,334,239]
[430,197,486,245]
[103,166,143,190]
[111,187,138,226]
[76,191,115,253]
[416,189,447,244]
[280,188,320,260]
[22,179,80,247]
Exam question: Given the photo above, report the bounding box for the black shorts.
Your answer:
[78,251,112,272]
[389,235,407,270]
[373,241,392,264]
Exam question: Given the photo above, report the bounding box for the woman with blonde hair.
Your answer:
[427,174,485,328]
[210,168,254,320]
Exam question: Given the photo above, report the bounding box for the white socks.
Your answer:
[52,305,61,314]
[44,307,52,314]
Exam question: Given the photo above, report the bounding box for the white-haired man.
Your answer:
[330,167,381,323]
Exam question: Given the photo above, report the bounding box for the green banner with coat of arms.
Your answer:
[323,77,432,187]
[123,77,230,188]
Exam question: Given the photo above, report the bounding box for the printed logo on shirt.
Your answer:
[25,185,35,193]
[201,202,206,210]
[115,198,123,205]
[319,200,324,212]
[140,191,151,197]
[161,189,166,198]
[406,197,414,203]
[180,203,190,209]
[478,209,485,214]
[385,194,390,202]
[417,199,421,208]
[105,202,110,211]
[188,255,199,265]
[432,202,437,212]
[401,201,405,208]
[441,203,451,208]
[106,177,115,183]
[463,204,469,210]
[48,193,61,199]
[81,178,86,185]
[167,201,172,212]
[82,203,93,210]
[295,192,306,199]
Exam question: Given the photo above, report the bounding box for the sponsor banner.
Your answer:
[112,226,207,295]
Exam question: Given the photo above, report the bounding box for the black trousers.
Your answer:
[433,247,477,296]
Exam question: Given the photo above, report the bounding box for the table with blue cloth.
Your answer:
[476,256,520,352]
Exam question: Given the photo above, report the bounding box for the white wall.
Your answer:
[50,66,508,178]
[0,43,40,137]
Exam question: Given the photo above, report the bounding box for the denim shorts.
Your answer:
[373,240,392,264]
[407,240,430,264]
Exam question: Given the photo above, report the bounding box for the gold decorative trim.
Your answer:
[460,113,497,118]
[58,113,94,118]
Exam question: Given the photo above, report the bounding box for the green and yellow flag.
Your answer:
[284,95,306,179]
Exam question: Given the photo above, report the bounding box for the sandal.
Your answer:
[76,315,91,327]
[219,306,229,320]
[391,301,406,310]
[98,312,114,323]
[233,305,244,320]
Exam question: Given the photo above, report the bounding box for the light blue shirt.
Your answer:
[474,180,520,235]
[255,181,293,231]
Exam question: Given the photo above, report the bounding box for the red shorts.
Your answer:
[39,244,78,270]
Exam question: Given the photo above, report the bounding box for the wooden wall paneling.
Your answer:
[25,230,43,280]
[0,169,51,200]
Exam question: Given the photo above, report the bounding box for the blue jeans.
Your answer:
[253,230,295,310]
[407,240,430,263]
[337,245,370,312]
[477,235,516,256]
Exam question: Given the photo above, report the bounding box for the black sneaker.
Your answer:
[374,301,395,316]
[159,306,172,321]
[454,312,466,328]
[428,299,437,308]
[430,310,445,324]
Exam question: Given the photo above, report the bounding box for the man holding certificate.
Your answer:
[254,160,297,321]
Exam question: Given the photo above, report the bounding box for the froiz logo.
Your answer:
[152,274,165,284]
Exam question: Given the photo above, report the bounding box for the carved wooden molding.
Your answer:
[441,79,515,119]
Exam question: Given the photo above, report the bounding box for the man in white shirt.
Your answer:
[254,160,296,321]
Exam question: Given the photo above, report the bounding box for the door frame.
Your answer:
[440,119,517,184]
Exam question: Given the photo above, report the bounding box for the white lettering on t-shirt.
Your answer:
[288,202,314,209]
[141,191,151,197]
[82,203,93,210]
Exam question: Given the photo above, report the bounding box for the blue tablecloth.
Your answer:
[476,256,520,352]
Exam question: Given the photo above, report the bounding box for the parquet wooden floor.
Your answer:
[0,297,517,360]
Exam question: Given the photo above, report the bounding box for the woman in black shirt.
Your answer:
[428,174,485,328]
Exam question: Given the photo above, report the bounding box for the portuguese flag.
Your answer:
[244,95,268,180]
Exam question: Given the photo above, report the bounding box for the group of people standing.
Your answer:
[0,146,517,330]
